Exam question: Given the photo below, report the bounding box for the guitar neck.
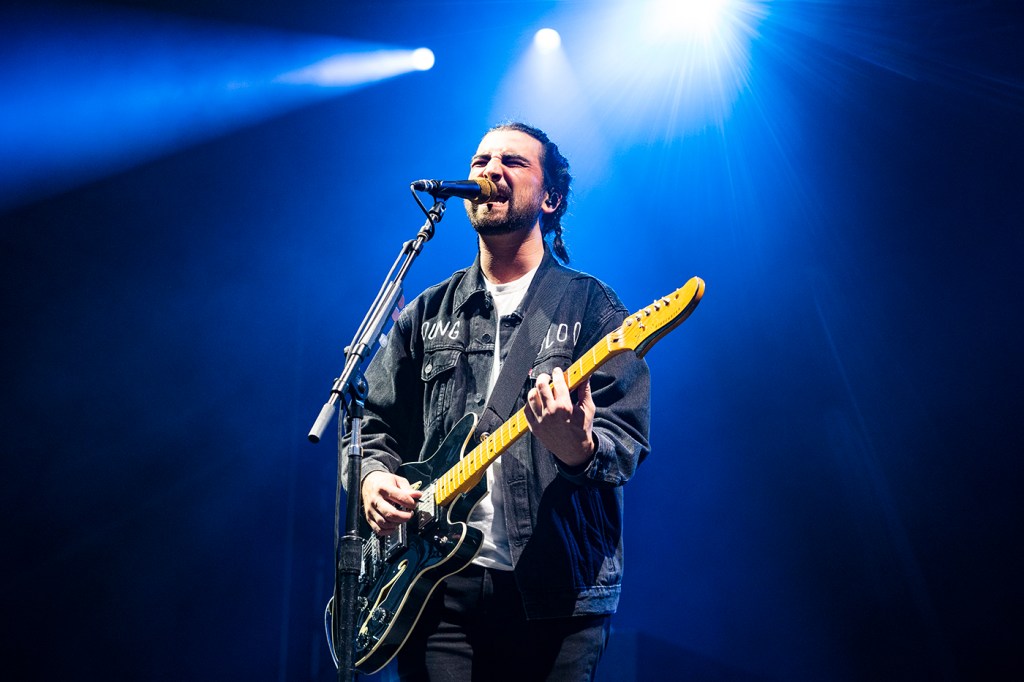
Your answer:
[430,278,704,508]
[432,333,619,507]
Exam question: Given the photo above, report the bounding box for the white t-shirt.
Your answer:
[467,265,538,569]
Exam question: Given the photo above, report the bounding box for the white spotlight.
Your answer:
[645,0,735,42]
[533,28,561,53]
[278,48,435,87]
[411,47,435,71]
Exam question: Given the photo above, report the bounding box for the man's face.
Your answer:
[465,129,548,236]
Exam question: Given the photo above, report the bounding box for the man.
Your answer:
[352,123,650,681]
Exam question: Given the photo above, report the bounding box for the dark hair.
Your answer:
[489,122,572,263]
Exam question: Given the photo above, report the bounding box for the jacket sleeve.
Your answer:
[554,287,652,488]
[340,309,425,492]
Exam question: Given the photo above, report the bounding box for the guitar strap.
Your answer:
[473,262,561,439]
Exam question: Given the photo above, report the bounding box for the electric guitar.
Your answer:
[348,277,705,673]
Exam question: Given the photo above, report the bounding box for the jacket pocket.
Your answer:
[421,347,462,430]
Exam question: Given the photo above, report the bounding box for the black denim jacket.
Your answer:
[349,247,651,618]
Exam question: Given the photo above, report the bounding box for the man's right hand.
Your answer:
[360,470,422,537]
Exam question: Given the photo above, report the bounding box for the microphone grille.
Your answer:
[473,177,498,202]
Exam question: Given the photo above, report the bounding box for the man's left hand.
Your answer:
[524,367,596,468]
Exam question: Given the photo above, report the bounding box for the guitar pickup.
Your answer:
[414,498,436,530]
[381,523,407,560]
[409,481,436,530]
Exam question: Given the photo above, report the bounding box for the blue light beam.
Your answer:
[490,25,612,192]
[0,3,432,211]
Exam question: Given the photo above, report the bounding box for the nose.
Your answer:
[482,157,504,184]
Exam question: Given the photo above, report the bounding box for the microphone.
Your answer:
[411,177,498,203]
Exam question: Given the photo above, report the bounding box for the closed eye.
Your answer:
[470,153,531,169]
[502,155,529,167]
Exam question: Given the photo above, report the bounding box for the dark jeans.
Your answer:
[395,564,610,682]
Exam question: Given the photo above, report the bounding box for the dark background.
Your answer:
[2,1,1022,679]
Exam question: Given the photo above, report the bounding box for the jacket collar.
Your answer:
[453,244,557,314]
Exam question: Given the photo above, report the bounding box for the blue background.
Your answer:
[2,1,1021,679]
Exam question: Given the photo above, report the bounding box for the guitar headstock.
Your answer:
[611,277,705,358]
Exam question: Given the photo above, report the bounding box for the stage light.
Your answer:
[0,4,435,209]
[559,0,768,138]
[646,0,729,41]
[279,48,435,86]
[534,28,562,53]
[411,47,435,71]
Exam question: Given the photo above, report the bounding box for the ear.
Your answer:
[542,192,561,214]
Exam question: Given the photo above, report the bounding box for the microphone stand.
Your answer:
[308,195,447,682]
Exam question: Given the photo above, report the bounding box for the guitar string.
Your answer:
[436,331,616,506]
[357,284,694,558]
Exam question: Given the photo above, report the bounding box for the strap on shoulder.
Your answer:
[474,264,562,437]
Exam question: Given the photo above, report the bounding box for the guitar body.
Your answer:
[353,413,486,674]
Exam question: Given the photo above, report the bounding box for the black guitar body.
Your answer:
[353,413,485,674]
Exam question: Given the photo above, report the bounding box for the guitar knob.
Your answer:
[371,607,390,624]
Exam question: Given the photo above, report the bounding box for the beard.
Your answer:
[465,188,543,237]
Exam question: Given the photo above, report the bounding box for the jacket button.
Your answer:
[482,333,492,343]
[424,363,433,374]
